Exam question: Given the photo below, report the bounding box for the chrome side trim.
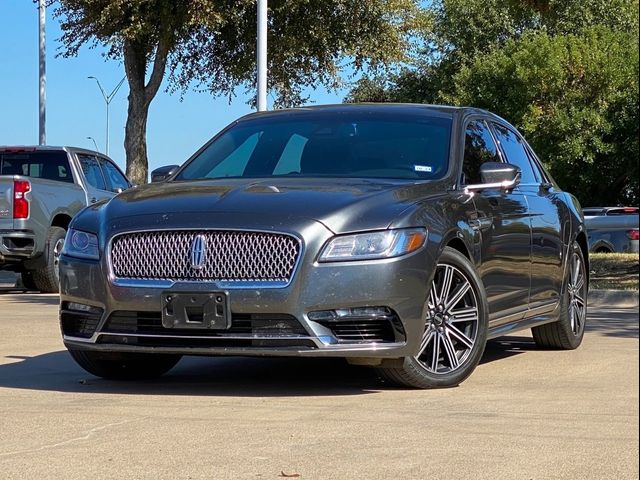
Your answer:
[98,332,317,341]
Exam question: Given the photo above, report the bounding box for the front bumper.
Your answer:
[60,221,436,359]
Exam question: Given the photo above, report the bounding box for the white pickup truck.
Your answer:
[0,146,131,292]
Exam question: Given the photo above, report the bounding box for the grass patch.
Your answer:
[590,253,639,290]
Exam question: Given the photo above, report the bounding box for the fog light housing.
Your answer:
[308,307,405,344]
[308,307,392,321]
[67,302,103,315]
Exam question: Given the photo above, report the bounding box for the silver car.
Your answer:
[584,207,639,253]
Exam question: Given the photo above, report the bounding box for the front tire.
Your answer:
[532,241,587,349]
[68,349,182,380]
[378,247,489,389]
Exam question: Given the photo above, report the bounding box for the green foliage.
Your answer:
[452,28,639,205]
[348,0,640,204]
[56,0,427,106]
[55,0,427,183]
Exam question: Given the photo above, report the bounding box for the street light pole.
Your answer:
[38,0,46,145]
[257,0,268,112]
[86,136,99,152]
[87,76,126,156]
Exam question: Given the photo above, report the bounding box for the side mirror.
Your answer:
[151,165,180,183]
[465,162,521,192]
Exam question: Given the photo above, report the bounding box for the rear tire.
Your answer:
[377,247,489,389]
[32,226,66,293]
[68,349,182,380]
[532,241,587,350]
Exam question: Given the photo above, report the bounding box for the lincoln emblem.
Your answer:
[190,235,207,270]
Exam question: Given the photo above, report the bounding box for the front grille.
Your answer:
[99,311,315,350]
[98,335,317,350]
[103,311,309,337]
[111,230,300,283]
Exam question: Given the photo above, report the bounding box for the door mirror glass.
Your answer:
[151,165,180,183]
[465,162,521,192]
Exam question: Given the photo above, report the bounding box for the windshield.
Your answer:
[176,111,452,181]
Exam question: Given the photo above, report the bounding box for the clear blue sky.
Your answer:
[0,2,347,173]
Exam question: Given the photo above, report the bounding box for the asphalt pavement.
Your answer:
[0,291,637,480]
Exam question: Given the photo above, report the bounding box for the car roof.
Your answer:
[0,145,106,157]
[236,103,504,123]
[584,206,639,215]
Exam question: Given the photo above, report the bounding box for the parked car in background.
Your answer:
[584,207,639,253]
[0,146,131,292]
[60,104,588,389]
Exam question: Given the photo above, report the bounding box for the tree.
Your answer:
[451,28,639,205]
[56,0,428,184]
[347,0,640,205]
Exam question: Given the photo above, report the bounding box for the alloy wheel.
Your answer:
[53,237,65,283]
[415,263,480,374]
[567,251,587,335]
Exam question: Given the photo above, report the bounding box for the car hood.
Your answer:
[101,178,435,234]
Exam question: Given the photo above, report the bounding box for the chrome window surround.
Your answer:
[106,228,304,289]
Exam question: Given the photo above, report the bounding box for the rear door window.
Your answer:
[78,154,107,191]
[0,151,73,183]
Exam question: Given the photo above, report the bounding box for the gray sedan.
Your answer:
[59,104,588,388]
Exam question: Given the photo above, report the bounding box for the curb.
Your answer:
[589,289,639,309]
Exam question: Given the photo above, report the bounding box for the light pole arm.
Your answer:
[88,76,108,103]
[107,77,126,103]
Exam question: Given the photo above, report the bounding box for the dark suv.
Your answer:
[59,105,588,388]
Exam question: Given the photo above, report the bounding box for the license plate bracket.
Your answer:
[161,292,231,330]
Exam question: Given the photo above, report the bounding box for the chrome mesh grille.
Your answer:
[111,230,300,283]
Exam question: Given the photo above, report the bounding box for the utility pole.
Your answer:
[38,0,46,145]
[257,0,268,112]
[87,76,126,156]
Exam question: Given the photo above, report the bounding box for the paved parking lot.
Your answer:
[0,289,637,480]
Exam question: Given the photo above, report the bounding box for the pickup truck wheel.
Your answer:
[20,271,38,291]
[68,349,182,380]
[377,247,489,389]
[32,226,66,293]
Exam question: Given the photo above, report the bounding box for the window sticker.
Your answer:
[414,165,433,173]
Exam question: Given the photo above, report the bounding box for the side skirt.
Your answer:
[487,302,559,340]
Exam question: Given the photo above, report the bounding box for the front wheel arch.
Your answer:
[377,246,489,388]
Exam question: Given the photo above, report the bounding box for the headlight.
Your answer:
[319,228,427,262]
[63,229,100,260]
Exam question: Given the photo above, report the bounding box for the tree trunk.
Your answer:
[122,36,171,185]
[124,88,150,185]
